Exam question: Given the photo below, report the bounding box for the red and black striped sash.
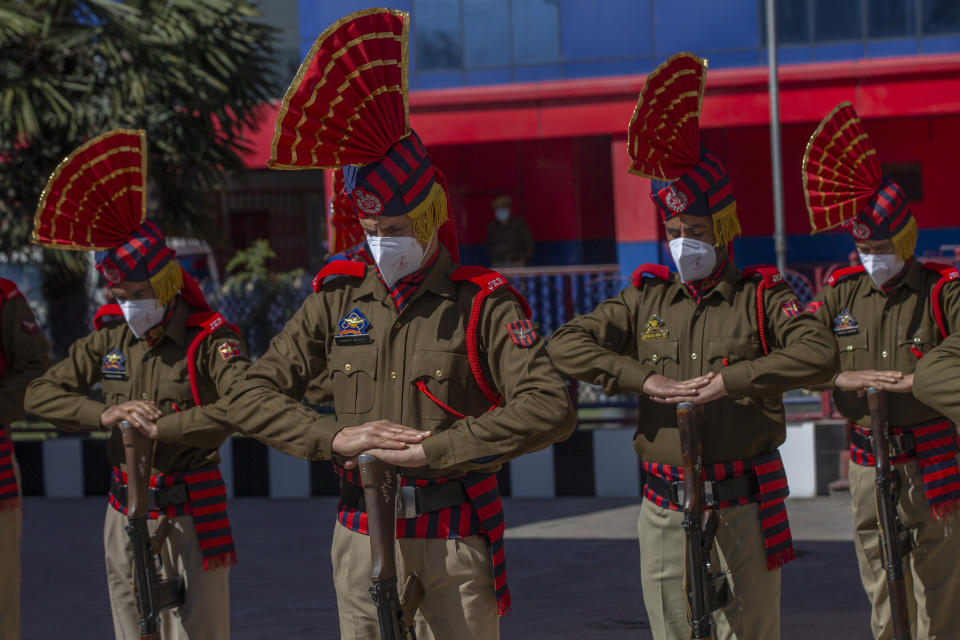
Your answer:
[850,420,960,520]
[108,465,236,569]
[334,465,511,615]
[643,450,794,570]
[0,427,19,511]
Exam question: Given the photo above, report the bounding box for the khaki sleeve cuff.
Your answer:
[721,362,753,398]
[79,399,108,430]
[621,360,657,395]
[155,414,183,443]
[305,417,347,461]
[421,428,458,469]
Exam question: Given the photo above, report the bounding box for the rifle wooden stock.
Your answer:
[120,421,184,640]
[867,388,912,640]
[677,402,714,640]
[358,453,417,640]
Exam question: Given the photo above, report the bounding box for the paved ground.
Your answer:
[20,494,871,639]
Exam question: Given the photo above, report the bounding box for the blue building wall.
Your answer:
[299,1,960,89]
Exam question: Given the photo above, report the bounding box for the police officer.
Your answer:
[24,130,247,640]
[802,103,960,640]
[227,10,575,639]
[486,194,534,267]
[0,278,49,639]
[547,53,838,640]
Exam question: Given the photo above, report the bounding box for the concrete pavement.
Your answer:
[20,494,870,639]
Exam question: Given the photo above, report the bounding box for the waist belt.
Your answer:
[109,477,190,511]
[645,472,760,509]
[850,427,916,459]
[0,426,18,509]
[340,478,470,519]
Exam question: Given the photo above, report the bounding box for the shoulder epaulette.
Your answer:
[184,311,241,407]
[631,263,670,288]
[922,261,960,340]
[0,278,22,301]
[827,265,866,287]
[312,260,367,292]
[186,311,238,335]
[741,264,788,288]
[92,303,124,330]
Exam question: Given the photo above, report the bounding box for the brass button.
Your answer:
[344,363,352,372]
[651,354,659,363]
[914,336,921,344]
[846,344,854,351]
[881,350,888,358]
[435,369,444,378]
[394,321,402,329]
[140,392,148,400]
[316,449,323,458]
[439,456,448,465]
[694,310,701,316]
[390,371,398,379]
[690,353,698,360]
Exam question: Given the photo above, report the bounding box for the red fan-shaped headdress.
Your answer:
[803,102,916,260]
[32,129,195,306]
[269,8,409,170]
[627,53,739,246]
[272,9,456,256]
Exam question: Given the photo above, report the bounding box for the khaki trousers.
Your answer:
[331,522,499,640]
[638,499,781,640]
[103,505,230,640]
[0,455,22,640]
[850,458,960,640]
[0,505,20,640]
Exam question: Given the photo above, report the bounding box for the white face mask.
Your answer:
[859,251,904,287]
[119,298,167,339]
[366,235,426,288]
[494,207,511,223]
[668,237,717,282]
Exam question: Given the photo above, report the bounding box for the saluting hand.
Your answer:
[100,401,161,436]
[835,370,908,394]
[332,420,430,458]
[643,373,714,404]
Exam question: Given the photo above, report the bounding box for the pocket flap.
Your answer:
[328,347,378,378]
[408,350,470,383]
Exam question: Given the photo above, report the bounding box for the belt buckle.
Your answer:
[396,486,419,519]
[675,480,715,508]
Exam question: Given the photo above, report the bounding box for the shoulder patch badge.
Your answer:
[217,340,243,360]
[781,299,800,317]
[506,319,539,348]
[833,309,859,336]
[21,318,39,334]
[641,314,668,341]
[335,308,373,345]
[101,348,126,380]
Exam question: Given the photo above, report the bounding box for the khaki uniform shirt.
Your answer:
[548,261,839,466]
[0,286,50,425]
[226,248,576,478]
[809,260,960,428]
[24,299,249,473]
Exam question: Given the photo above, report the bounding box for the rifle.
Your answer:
[677,402,729,640]
[866,388,912,640]
[120,420,185,640]
[358,453,418,640]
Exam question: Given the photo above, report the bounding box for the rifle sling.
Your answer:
[851,428,916,459]
[110,477,190,511]
[646,472,759,508]
[340,479,469,516]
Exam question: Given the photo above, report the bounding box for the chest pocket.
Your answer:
[102,379,132,406]
[899,326,937,357]
[157,379,194,413]
[838,331,868,365]
[707,337,762,367]
[329,348,378,415]
[410,350,474,421]
[636,338,679,376]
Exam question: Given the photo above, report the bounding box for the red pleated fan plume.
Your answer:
[269,8,410,170]
[627,52,707,180]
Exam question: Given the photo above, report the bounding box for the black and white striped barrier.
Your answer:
[13,422,845,499]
